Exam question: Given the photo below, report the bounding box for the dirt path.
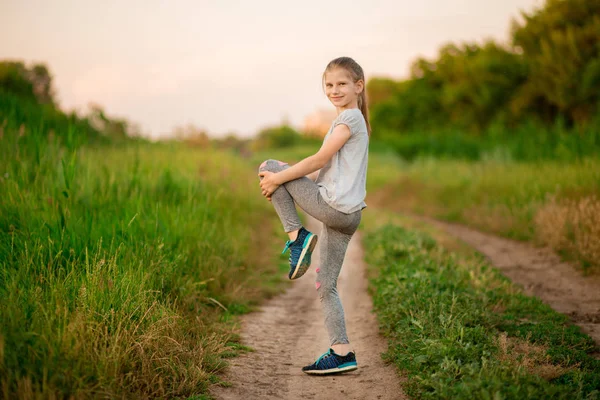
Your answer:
[419,216,600,346]
[211,216,406,400]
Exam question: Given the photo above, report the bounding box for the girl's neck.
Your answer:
[336,100,359,115]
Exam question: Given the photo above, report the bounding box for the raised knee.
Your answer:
[258,159,271,170]
[258,159,288,173]
[258,159,274,173]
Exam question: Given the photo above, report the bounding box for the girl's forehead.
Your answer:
[324,68,352,81]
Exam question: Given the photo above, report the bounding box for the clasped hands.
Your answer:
[258,171,280,201]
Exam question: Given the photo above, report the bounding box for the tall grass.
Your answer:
[0,89,109,149]
[0,125,280,398]
[535,196,600,269]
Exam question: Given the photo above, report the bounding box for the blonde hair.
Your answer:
[322,57,371,135]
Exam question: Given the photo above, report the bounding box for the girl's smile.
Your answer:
[324,67,364,113]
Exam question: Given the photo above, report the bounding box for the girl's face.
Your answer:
[324,68,363,109]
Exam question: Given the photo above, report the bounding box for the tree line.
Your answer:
[367,0,600,138]
[0,61,139,148]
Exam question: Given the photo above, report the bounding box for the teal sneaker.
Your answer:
[281,227,318,280]
[302,349,358,375]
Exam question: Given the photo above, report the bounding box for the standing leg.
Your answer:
[316,224,354,346]
[302,224,361,375]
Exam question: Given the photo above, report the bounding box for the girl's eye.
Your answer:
[340,83,346,85]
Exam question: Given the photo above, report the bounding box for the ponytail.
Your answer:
[357,88,371,136]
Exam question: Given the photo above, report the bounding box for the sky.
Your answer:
[0,0,541,139]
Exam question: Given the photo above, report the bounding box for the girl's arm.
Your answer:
[273,124,350,184]
[259,124,351,197]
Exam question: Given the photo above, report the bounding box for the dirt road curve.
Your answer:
[211,216,406,400]
[425,217,600,346]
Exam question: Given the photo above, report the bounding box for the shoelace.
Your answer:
[281,240,293,255]
[281,233,305,263]
[314,350,333,366]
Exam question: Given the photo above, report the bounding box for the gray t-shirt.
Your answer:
[315,108,369,214]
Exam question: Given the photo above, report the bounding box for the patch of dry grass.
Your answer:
[496,332,573,380]
[535,195,600,270]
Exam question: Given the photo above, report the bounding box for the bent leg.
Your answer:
[258,159,302,232]
[258,159,359,234]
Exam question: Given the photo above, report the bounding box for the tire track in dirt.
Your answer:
[419,216,600,346]
[211,216,406,400]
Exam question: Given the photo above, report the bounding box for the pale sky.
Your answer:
[1,0,541,138]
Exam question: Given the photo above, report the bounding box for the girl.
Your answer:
[258,56,370,375]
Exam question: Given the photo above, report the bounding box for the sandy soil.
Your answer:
[420,216,600,346]
[211,216,406,400]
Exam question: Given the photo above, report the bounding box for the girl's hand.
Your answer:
[258,171,280,200]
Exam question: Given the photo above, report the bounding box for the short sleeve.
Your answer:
[333,109,360,136]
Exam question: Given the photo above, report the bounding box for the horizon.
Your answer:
[0,0,542,139]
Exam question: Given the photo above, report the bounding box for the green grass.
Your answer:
[362,213,600,399]
[365,147,406,192]
[0,128,285,398]
[379,121,600,163]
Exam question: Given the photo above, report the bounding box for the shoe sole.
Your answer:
[289,233,318,280]
[303,363,358,375]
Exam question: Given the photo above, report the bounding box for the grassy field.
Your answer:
[3,116,598,398]
[0,130,286,398]
[362,210,600,399]
[369,156,600,271]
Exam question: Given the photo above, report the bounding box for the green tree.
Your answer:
[434,42,527,131]
[512,0,600,125]
[0,61,55,105]
[0,61,35,101]
[252,125,302,150]
[369,41,527,134]
[29,64,55,104]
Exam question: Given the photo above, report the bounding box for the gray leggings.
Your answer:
[259,159,361,346]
